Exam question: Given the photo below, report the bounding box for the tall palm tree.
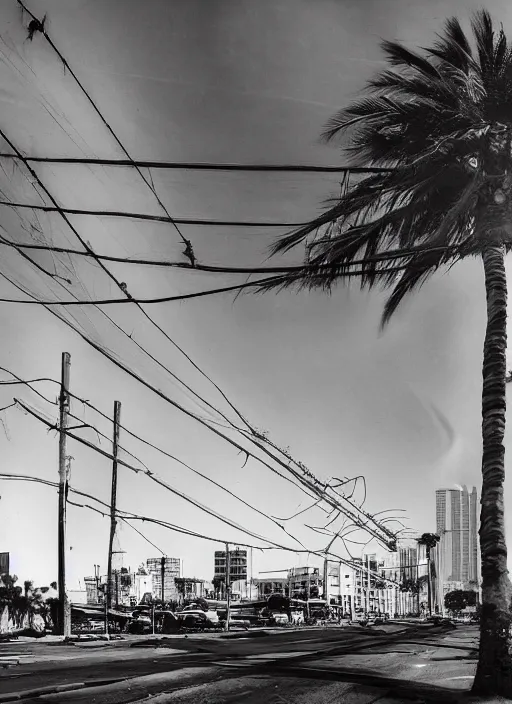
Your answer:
[417,533,440,617]
[263,11,512,697]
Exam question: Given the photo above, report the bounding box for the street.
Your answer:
[0,623,479,703]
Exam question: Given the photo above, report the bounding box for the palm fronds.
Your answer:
[262,9,512,325]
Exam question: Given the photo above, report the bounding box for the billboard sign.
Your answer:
[0,552,9,576]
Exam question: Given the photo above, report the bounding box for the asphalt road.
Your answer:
[0,623,478,703]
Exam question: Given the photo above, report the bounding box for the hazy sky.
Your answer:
[1,0,512,590]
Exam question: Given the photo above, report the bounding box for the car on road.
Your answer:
[176,605,220,629]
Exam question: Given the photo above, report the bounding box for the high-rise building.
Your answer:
[435,486,479,591]
[146,557,181,602]
[213,548,247,586]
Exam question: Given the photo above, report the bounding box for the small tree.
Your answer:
[445,589,478,615]
[417,534,440,616]
[400,578,420,615]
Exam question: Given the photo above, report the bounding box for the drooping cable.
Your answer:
[0,339,319,503]
[0,471,401,584]
[0,200,304,228]
[0,235,457,273]
[0,369,150,471]
[10,8,397,454]
[0,148,402,532]
[16,1,197,263]
[0,368,310,539]
[5,8,412,545]
[1,274,398,546]
[0,151,394,173]
[14,397,309,552]
[1,267,399,547]
[0,127,285,434]
[0,266,405,304]
[0,66,400,535]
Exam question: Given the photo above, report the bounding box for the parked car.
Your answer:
[177,606,219,628]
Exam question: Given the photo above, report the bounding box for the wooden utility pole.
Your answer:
[225,544,231,631]
[323,556,329,604]
[94,564,100,602]
[104,590,109,638]
[160,556,166,604]
[57,352,71,637]
[366,554,370,616]
[115,571,119,609]
[107,401,121,610]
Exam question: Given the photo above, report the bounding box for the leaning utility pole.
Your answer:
[107,401,121,610]
[57,352,71,637]
[225,544,231,632]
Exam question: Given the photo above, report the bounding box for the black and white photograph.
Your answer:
[0,1,511,701]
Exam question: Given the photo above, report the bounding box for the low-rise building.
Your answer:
[84,576,99,605]
[175,577,205,602]
[254,576,288,598]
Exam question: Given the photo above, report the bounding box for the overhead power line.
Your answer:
[0,152,392,174]
[0,277,323,505]
[12,4,384,512]
[14,394,393,555]
[0,266,408,306]
[14,398,309,552]
[0,472,401,585]
[0,201,303,228]
[0,369,151,471]
[0,368,314,529]
[7,11,277,437]
[0,236,456,273]
[16,1,195,263]
[0,472,270,551]
[5,8,400,548]
[1,273,399,549]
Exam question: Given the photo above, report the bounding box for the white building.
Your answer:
[132,571,153,605]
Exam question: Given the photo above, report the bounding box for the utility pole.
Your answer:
[107,401,121,610]
[250,547,253,599]
[104,589,109,638]
[225,544,231,631]
[94,564,100,603]
[323,556,329,605]
[160,556,166,604]
[57,352,71,637]
[366,554,370,616]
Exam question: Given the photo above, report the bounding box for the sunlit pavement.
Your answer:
[0,624,486,703]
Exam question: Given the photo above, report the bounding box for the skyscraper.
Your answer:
[435,486,479,590]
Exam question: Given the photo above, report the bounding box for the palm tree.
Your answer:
[417,533,440,617]
[262,11,512,697]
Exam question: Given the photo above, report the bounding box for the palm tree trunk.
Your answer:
[473,244,512,696]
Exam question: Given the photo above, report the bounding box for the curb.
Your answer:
[0,660,19,668]
[0,678,123,702]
